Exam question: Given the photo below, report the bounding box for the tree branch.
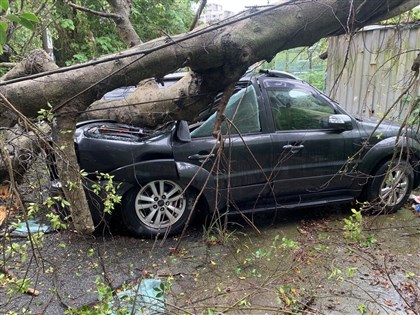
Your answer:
[0,265,40,296]
[212,82,236,137]
[106,0,142,46]
[68,0,141,46]
[189,0,207,31]
[0,62,16,68]
[68,1,119,19]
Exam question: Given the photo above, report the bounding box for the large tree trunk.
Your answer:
[82,71,210,127]
[0,0,416,234]
[53,114,95,233]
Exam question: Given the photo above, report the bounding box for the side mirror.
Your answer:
[176,120,191,142]
[321,114,353,131]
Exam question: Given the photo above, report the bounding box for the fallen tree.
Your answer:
[1,0,418,126]
[0,0,418,233]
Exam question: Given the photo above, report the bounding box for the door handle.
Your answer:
[282,144,304,153]
[188,153,215,161]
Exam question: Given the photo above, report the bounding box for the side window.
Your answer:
[268,85,335,131]
[191,86,261,138]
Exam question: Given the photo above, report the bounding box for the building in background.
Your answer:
[200,3,235,24]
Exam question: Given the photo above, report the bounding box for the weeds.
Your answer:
[357,303,368,314]
[0,170,122,312]
[276,284,302,310]
[343,209,377,247]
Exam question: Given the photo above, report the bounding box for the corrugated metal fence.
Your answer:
[326,24,419,120]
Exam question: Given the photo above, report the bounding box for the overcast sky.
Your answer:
[209,0,273,13]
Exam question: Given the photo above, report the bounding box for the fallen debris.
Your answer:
[11,219,50,235]
[111,279,165,315]
[0,265,40,297]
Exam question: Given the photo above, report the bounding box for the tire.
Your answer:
[366,160,413,213]
[121,180,193,237]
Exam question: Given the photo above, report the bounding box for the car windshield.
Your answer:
[191,85,260,138]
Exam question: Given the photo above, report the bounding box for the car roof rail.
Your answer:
[258,69,298,79]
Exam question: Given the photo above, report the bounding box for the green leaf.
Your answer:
[0,20,7,32]
[5,14,20,23]
[18,18,35,31]
[0,25,6,46]
[59,18,74,30]
[0,0,9,12]
[20,11,39,22]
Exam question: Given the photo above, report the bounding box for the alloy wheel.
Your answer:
[134,180,186,228]
[379,166,409,206]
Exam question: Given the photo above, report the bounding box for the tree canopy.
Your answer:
[0,0,197,66]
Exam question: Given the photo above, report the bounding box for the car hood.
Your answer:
[74,121,176,174]
[75,121,160,142]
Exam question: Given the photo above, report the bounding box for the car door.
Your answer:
[260,77,355,202]
[173,84,274,205]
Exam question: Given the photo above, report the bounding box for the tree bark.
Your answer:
[82,71,212,127]
[0,49,58,82]
[0,123,50,185]
[107,0,142,46]
[53,113,95,234]
[0,50,57,184]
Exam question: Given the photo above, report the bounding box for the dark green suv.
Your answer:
[54,70,420,237]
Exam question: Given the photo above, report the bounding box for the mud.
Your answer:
[1,205,419,314]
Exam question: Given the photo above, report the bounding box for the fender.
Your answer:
[115,181,135,196]
[109,159,217,211]
[110,159,179,184]
[176,161,217,212]
[358,136,420,176]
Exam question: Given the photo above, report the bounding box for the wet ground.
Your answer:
[1,203,419,314]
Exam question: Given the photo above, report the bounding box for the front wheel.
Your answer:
[121,180,193,237]
[366,160,413,213]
